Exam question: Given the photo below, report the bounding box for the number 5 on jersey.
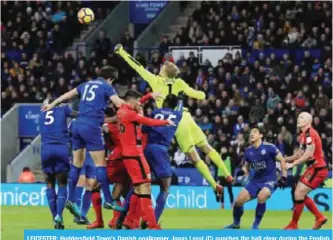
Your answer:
[45,111,54,125]
[82,85,98,101]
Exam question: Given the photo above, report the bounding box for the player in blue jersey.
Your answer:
[39,98,77,229]
[224,125,288,229]
[42,66,125,217]
[142,93,183,224]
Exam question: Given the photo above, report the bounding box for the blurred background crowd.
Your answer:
[1,1,332,179]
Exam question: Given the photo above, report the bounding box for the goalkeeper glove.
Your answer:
[278,176,288,189]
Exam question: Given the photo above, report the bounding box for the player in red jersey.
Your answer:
[117,90,174,229]
[284,112,328,230]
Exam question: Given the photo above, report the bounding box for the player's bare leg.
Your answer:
[188,149,223,198]
[285,182,326,229]
[252,187,271,229]
[67,148,85,218]
[224,188,251,229]
[89,150,124,211]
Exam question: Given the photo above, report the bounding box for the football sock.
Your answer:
[254,202,266,225]
[292,200,305,224]
[95,166,112,203]
[57,186,67,218]
[304,196,323,219]
[113,199,122,220]
[81,190,92,217]
[194,160,217,188]
[155,191,168,221]
[125,192,140,227]
[208,149,231,176]
[46,188,57,218]
[138,194,157,228]
[91,190,103,223]
[233,205,244,225]
[119,188,134,220]
[68,165,81,202]
[75,186,84,208]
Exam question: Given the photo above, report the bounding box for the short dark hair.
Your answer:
[23,167,30,172]
[163,94,178,109]
[251,124,265,135]
[98,66,118,80]
[124,90,142,101]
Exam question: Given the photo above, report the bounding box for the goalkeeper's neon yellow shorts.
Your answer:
[175,110,207,153]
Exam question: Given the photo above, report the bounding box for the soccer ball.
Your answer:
[77,8,94,24]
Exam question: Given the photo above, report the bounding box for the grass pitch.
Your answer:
[1,206,332,239]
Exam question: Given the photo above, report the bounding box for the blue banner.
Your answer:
[24,230,333,239]
[1,184,331,211]
[19,105,41,137]
[130,1,168,24]
[174,168,215,186]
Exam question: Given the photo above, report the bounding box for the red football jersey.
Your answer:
[107,122,121,147]
[117,104,169,156]
[299,127,326,168]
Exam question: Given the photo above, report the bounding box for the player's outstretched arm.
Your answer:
[132,112,171,127]
[182,81,206,100]
[110,95,124,107]
[285,148,303,162]
[114,44,157,88]
[41,89,78,112]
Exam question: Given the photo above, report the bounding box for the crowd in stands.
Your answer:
[1,1,332,177]
[160,1,332,52]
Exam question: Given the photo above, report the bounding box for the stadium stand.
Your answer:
[1,1,332,179]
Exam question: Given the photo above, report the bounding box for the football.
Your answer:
[77,8,94,24]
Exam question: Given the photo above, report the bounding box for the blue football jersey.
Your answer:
[76,78,116,126]
[40,105,73,144]
[244,142,280,182]
[143,101,183,147]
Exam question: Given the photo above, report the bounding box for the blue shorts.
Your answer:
[41,144,69,174]
[79,153,96,179]
[245,180,277,199]
[144,143,172,178]
[72,122,104,151]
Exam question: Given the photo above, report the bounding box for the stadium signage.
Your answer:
[1,184,331,211]
[130,1,168,24]
[19,105,41,137]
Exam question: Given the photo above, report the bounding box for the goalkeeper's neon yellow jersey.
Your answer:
[118,49,205,108]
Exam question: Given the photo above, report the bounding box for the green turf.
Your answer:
[1,206,332,239]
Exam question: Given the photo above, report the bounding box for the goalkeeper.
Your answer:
[114,44,233,196]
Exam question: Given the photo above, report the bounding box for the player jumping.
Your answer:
[42,66,125,217]
[117,90,175,229]
[142,93,183,225]
[114,44,232,198]
[284,112,328,230]
[39,98,77,229]
[224,125,287,229]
